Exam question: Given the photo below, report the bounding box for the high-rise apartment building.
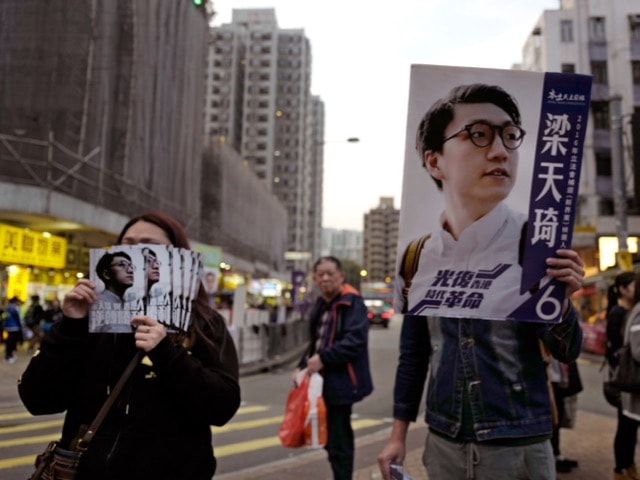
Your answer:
[363,197,400,282]
[321,228,363,264]
[521,1,640,252]
[204,9,324,258]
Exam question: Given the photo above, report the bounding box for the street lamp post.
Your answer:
[610,95,631,270]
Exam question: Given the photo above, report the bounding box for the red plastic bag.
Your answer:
[278,375,309,447]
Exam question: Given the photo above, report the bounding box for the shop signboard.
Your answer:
[0,223,67,269]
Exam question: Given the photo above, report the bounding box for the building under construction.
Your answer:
[0,0,288,301]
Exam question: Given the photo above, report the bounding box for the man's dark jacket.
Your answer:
[300,284,373,405]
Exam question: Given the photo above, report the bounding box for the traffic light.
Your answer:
[193,0,203,5]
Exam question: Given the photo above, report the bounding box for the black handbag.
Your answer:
[610,343,640,394]
[29,350,143,480]
[603,377,622,408]
[30,441,83,480]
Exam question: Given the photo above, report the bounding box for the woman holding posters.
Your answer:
[19,211,240,480]
[378,77,585,480]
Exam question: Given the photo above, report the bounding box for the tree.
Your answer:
[340,259,363,288]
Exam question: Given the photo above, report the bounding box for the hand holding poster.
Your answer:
[396,65,591,323]
[90,245,204,333]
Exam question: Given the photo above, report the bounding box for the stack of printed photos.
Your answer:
[89,244,204,334]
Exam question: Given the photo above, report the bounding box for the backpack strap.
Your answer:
[399,234,431,314]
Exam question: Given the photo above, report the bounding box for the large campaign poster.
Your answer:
[396,64,592,323]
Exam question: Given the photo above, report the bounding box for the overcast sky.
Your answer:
[211,0,562,230]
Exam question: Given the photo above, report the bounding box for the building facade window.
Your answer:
[560,20,574,42]
[591,61,608,85]
[632,61,640,85]
[561,63,576,73]
[589,17,606,41]
[631,15,640,41]
[591,101,610,130]
[595,152,612,177]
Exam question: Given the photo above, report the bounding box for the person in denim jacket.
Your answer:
[377,84,584,480]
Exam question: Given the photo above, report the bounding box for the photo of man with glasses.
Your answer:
[95,251,135,304]
[397,82,535,320]
[142,246,172,325]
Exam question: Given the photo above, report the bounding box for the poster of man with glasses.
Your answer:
[91,247,146,332]
[395,64,592,323]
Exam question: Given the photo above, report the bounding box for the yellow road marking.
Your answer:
[234,405,269,414]
[215,436,282,456]
[214,418,385,457]
[0,419,63,435]
[0,415,385,469]
[0,454,36,469]
[0,411,48,422]
[214,415,283,433]
[0,433,58,448]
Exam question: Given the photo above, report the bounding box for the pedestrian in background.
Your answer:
[2,296,23,364]
[550,358,582,473]
[24,294,45,351]
[606,271,640,480]
[18,211,241,480]
[42,298,63,333]
[294,256,373,480]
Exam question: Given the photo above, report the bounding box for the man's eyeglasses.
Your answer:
[146,256,160,267]
[442,121,526,150]
[111,261,134,270]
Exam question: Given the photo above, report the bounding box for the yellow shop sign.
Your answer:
[0,224,67,269]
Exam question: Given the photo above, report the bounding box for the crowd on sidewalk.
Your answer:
[1,294,63,364]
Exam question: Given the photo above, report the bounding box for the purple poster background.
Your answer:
[512,72,592,322]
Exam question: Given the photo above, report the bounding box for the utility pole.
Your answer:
[610,95,631,270]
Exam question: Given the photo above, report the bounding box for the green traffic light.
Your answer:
[193,0,203,5]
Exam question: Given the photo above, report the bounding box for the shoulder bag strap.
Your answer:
[73,349,144,452]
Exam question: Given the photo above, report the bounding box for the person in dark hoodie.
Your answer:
[18,211,240,480]
[294,255,374,480]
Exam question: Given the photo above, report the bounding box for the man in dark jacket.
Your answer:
[295,256,374,480]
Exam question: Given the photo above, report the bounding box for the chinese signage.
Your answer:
[6,265,29,301]
[516,73,592,321]
[0,223,68,268]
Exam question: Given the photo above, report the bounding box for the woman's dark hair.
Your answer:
[117,211,221,349]
[415,83,522,190]
[606,271,637,316]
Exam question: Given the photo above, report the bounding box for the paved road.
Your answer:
[0,327,637,479]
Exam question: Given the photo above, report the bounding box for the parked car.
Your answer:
[364,299,393,328]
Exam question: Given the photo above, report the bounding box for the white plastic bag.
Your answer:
[304,373,326,448]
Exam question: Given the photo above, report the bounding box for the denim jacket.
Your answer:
[393,307,582,441]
